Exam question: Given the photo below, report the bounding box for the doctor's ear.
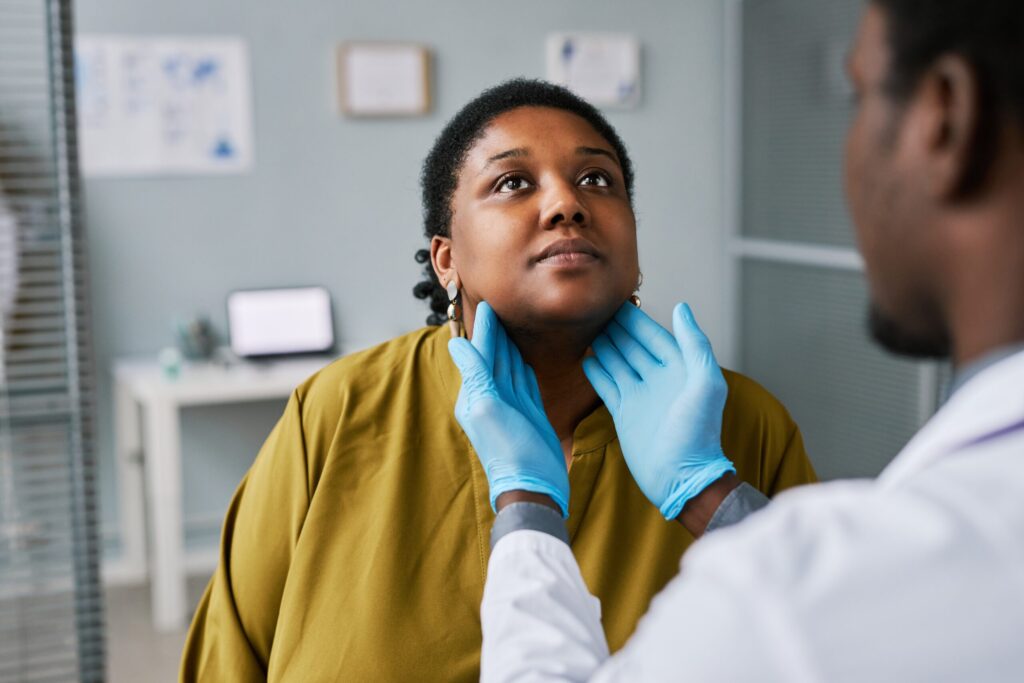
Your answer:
[910,54,986,199]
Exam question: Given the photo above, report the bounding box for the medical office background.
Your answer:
[1,0,950,680]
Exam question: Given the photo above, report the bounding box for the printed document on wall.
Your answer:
[546,33,640,109]
[75,36,254,176]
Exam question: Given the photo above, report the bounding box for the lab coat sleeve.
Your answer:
[482,528,805,683]
[481,530,609,682]
[179,391,313,681]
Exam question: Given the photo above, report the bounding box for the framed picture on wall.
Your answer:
[336,42,431,116]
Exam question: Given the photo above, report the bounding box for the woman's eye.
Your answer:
[497,175,532,193]
[579,172,611,188]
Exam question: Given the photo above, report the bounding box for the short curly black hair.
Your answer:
[413,78,635,325]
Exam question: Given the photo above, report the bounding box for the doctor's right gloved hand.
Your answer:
[448,302,570,518]
[583,302,736,520]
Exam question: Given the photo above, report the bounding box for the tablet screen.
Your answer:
[227,287,334,358]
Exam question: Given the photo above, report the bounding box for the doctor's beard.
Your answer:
[868,304,951,360]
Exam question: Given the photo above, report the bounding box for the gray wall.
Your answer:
[73,0,728,562]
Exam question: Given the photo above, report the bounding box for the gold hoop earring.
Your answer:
[446,280,463,338]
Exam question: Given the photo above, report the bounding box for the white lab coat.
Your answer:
[481,349,1024,682]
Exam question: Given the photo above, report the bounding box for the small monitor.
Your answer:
[227,286,335,359]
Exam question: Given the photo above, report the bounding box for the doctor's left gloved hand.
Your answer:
[584,302,736,521]
[448,302,570,518]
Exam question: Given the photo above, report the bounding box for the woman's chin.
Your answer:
[502,292,625,332]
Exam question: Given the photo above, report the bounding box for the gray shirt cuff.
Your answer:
[491,501,570,550]
[705,482,770,533]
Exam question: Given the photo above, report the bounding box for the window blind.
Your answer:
[741,0,863,248]
[0,0,105,681]
[740,260,923,479]
[734,0,945,480]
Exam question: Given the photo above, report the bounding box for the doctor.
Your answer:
[447,0,1024,680]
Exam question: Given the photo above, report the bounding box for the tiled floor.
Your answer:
[104,577,209,683]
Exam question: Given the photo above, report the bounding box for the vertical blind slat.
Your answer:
[1,0,106,680]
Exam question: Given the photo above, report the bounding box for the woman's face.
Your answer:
[434,106,639,334]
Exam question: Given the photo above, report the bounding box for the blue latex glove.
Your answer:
[448,302,570,518]
[583,302,735,520]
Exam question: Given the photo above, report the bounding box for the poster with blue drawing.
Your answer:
[546,33,641,109]
[75,36,254,176]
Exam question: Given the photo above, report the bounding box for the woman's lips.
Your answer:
[537,251,599,266]
[534,237,601,266]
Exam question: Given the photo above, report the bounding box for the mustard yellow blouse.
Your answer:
[180,325,816,681]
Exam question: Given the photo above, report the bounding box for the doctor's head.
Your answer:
[414,79,639,339]
[845,0,1024,362]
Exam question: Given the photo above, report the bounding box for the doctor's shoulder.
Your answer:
[719,368,819,493]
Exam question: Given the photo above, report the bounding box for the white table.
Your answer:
[113,355,336,632]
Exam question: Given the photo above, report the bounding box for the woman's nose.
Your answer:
[541,183,590,230]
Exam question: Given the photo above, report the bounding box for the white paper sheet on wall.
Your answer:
[339,44,430,115]
[546,33,641,109]
[75,36,254,177]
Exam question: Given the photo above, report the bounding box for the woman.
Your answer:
[180,79,815,681]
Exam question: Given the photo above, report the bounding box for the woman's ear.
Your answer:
[431,235,459,289]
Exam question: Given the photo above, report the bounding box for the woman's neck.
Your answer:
[507,327,602,443]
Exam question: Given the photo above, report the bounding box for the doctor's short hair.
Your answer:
[873,0,1024,194]
[413,78,635,326]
